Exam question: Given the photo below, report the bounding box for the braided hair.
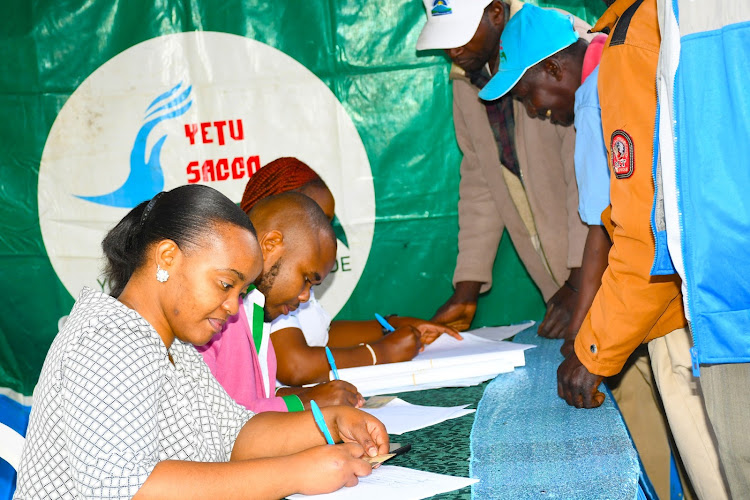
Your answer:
[240,157,326,214]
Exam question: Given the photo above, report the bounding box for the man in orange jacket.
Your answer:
[556,0,728,497]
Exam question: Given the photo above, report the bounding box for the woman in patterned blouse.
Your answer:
[15,184,388,500]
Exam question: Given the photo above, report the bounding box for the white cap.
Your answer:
[416,0,493,50]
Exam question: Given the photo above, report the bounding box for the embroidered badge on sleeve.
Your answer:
[611,130,634,179]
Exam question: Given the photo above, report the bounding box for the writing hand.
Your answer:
[291,443,372,495]
[373,326,422,363]
[298,380,363,409]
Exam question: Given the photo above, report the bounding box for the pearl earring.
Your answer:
[156,265,169,283]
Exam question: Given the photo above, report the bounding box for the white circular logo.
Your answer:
[38,31,374,317]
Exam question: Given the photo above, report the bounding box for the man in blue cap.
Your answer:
[477,3,611,358]
[417,0,594,340]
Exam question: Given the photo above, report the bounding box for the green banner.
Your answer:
[0,0,604,397]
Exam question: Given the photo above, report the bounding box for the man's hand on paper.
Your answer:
[431,281,481,331]
[295,380,364,409]
[557,350,605,408]
[373,326,422,363]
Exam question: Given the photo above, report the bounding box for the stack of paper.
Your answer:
[334,330,535,396]
[360,397,475,434]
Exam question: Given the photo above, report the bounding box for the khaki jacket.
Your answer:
[574,0,687,377]
[451,1,590,301]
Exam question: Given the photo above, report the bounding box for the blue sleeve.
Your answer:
[574,68,610,226]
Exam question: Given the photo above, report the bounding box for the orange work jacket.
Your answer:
[574,0,687,377]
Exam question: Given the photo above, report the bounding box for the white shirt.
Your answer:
[15,288,254,499]
[269,288,332,347]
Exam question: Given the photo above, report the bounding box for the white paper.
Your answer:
[287,465,478,500]
[333,333,535,396]
[360,397,475,435]
[466,320,535,342]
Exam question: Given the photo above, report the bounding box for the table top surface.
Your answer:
[379,324,640,500]
[380,382,485,499]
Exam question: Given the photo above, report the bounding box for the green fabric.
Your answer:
[382,383,490,499]
[251,303,265,356]
[0,0,605,398]
[281,394,304,413]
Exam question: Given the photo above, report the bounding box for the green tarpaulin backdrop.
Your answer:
[0,0,605,398]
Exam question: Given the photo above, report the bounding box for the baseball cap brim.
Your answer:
[416,0,491,50]
[477,67,526,100]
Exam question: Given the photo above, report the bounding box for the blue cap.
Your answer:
[477,4,578,101]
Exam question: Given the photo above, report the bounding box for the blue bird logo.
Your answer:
[76,82,193,208]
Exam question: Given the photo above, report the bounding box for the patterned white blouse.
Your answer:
[15,287,254,499]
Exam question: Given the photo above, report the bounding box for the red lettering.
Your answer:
[229,119,244,141]
[186,155,261,183]
[186,161,200,183]
[247,156,261,176]
[184,124,198,145]
[213,120,227,146]
[216,158,230,181]
[200,122,212,144]
[202,159,216,182]
[231,157,245,179]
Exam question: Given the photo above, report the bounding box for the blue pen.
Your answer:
[324,346,340,380]
[374,313,396,332]
[310,400,335,445]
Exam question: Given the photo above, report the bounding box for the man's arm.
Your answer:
[538,118,590,338]
[559,31,684,407]
[560,225,611,357]
[273,327,378,385]
[546,80,611,342]
[433,79,505,330]
[273,326,423,385]
[538,266,581,338]
[327,321,383,347]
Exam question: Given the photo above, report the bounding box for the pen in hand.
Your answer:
[324,346,340,380]
[374,313,396,332]
[310,399,335,445]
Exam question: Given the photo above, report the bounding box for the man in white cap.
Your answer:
[418,0,592,339]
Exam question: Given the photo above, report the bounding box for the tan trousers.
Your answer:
[609,346,674,500]
[701,362,750,499]
[649,327,730,500]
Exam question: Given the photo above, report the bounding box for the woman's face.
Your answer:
[163,222,263,346]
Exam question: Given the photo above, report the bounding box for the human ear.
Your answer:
[543,58,564,81]
[153,239,179,271]
[259,229,284,260]
[487,0,506,27]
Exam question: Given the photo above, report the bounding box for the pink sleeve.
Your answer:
[197,313,290,413]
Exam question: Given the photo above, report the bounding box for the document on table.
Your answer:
[467,320,535,342]
[332,332,535,396]
[360,397,475,435]
[287,465,478,500]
